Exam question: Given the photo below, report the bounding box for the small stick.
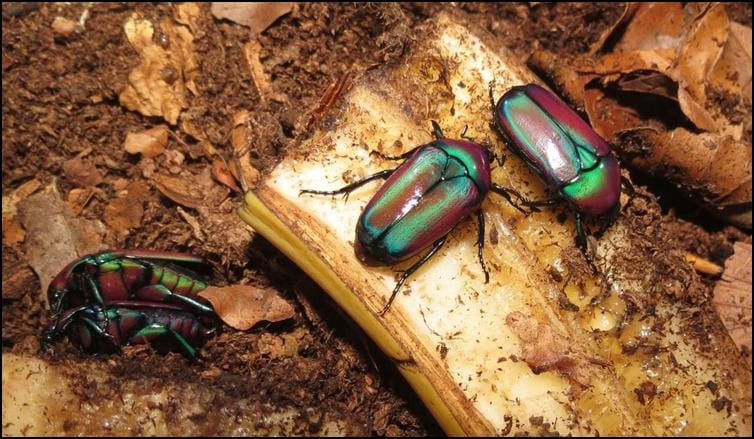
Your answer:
[684,252,723,276]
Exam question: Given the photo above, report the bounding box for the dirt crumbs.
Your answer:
[2,2,750,436]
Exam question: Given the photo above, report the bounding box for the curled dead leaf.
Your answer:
[617,127,752,228]
[211,159,241,193]
[152,168,230,209]
[199,284,295,330]
[211,2,293,34]
[516,14,752,227]
[119,13,198,124]
[16,184,106,303]
[151,173,204,209]
[124,125,169,158]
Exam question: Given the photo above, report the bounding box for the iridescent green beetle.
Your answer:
[492,84,622,261]
[47,250,213,317]
[302,122,529,314]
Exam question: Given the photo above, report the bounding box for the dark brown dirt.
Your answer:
[2,2,750,436]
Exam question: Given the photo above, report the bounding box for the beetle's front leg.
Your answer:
[134,284,214,314]
[491,183,559,214]
[79,313,120,353]
[300,169,395,200]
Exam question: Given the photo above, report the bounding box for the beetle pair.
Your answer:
[42,250,216,357]
[302,84,622,314]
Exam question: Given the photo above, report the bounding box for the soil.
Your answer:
[2,3,751,436]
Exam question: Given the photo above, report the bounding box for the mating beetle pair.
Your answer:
[42,250,216,357]
[44,300,213,358]
[303,83,622,314]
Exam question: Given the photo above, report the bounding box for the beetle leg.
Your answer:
[476,209,490,284]
[83,272,105,305]
[80,272,116,336]
[300,169,394,198]
[431,120,445,139]
[79,314,119,353]
[134,284,214,314]
[379,235,449,316]
[130,323,199,358]
[575,212,598,274]
[370,147,421,162]
[492,183,563,214]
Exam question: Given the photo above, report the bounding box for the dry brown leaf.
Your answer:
[16,184,106,304]
[562,4,754,227]
[211,159,241,193]
[104,181,150,235]
[2,179,42,246]
[119,13,198,125]
[576,3,751,139]
[151,173,204,208]
[713,242,752,356]
[62,156,103,187]
[211,2,293,34]
[66,187,95,216]
[673,4,728,130]
[124,125,169,158]
[608,3,684,53]
[198,284,295,330]
[708,21,752,107]
[152,168,228,209]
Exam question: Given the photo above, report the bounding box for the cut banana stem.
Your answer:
[239,10,752,437]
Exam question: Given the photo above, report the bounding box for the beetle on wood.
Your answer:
[301,122,531,315]
[492,84,623,265]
